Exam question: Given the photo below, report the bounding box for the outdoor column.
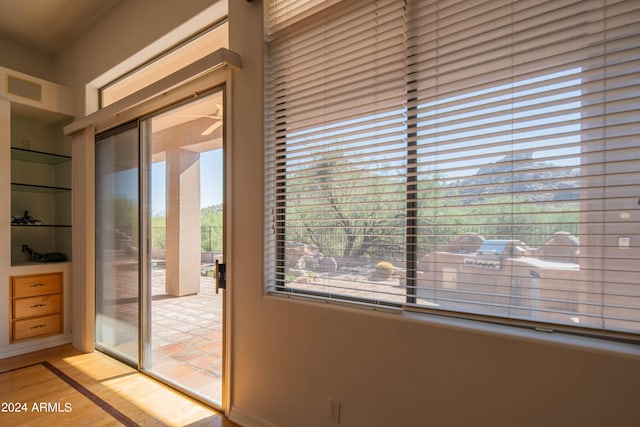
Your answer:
[166,147,201,296]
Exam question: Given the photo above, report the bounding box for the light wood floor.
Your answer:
[0,344,238,426]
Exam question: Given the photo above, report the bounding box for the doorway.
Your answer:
[95,89,226,407]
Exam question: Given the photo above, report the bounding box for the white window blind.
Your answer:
[265,0,640,339]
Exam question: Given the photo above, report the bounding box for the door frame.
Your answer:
[66,59,235,414]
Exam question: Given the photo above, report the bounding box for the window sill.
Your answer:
[265,291,640,360]
[403,309,640,360]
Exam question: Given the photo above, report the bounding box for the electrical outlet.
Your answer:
[328,399,341,424]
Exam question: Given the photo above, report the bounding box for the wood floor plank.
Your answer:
[0,344,237,427]
[0,364,123,426]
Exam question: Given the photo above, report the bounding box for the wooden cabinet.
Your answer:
[10,273,63,342]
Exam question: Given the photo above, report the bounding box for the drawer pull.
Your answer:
[29,283,46,288]
[30,324,46,330]
[30,303,46,308]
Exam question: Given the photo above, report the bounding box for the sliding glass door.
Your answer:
[95,89,226,406]
[142,91,225,405]
[95,123,140,365]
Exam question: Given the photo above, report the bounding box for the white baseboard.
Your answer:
[229,405,280,427]
[0,334,72,359]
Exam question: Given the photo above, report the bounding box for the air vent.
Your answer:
[7,75,42,102]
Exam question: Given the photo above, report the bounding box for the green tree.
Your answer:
[285,155,406,259]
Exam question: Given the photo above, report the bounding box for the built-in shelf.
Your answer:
[9,119,72,266]
[10,147,71,165]
[1,68,74,356]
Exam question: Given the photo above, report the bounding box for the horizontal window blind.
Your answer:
[265,0,410,306]
[265,0,640,338]
[266,0,342,35]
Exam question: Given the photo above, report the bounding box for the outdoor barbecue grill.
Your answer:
[463,240,526,270]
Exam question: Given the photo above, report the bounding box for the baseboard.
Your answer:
[229,405,280,427]
[0,334,72,359]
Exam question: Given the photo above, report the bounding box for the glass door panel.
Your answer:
[95,123,140,365]
[142,90,224,405]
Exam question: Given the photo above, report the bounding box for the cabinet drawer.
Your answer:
[11,273,62,298]
[13,294,61,319]
[12,314,62,341]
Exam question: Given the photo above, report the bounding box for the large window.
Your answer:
[265,0,640,340]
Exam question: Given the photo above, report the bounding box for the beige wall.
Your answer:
[0,37,54,80]
[54,0,220,116]
[226,3,640,427]
[4,1,637,426]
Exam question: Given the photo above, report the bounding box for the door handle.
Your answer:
[215,260,226,294]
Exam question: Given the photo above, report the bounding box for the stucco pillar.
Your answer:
[166,147,201,296]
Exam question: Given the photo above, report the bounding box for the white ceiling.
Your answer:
[0,0,120,54]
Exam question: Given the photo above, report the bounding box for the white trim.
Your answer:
[64,48,241,135]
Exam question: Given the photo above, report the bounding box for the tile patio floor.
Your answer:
[149,267,223,404]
